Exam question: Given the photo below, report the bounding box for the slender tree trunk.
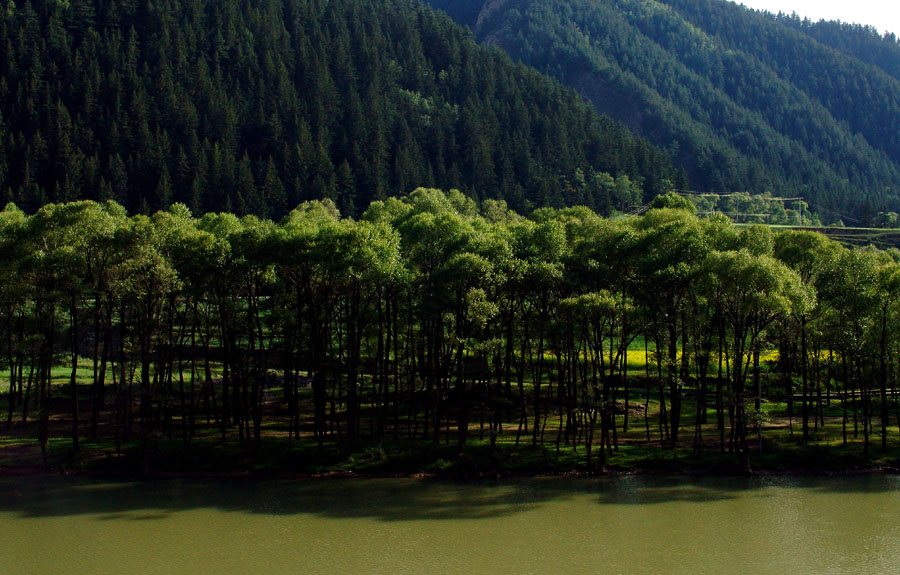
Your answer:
[717,317,725,452]
[90,291,103,440]
[644,335,651,442]
[801,316,810,443]
[39,301,56,465]
[139,320,152,474]
[22,341,35,426]
[6,311,16,429]
[515,315,530,446]
[668,314,680,448]
[754,345,762,455]
[733,324,750,471]
[532,306,545,447]
[69,295,80,452]
[881,307,890,451]
[346,285,362,449]
[92,301,111,440]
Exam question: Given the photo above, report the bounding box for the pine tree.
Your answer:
[155,166,173,211]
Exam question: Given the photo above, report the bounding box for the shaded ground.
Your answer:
[2,372,899,479]
[2,413,899,480]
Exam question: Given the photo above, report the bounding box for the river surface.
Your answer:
[1,474,899,575]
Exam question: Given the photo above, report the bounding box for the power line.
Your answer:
[676,192,806,225]
[803,200,862,224]
[674,191,803,201]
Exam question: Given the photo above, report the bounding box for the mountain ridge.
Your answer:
[427,0,900,222]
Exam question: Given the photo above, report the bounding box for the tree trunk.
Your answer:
[69,295,80,452]
[801,316,809,443]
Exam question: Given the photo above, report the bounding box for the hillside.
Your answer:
[0,0,681,217]
[428,0,900,222]
[774,14,900,85]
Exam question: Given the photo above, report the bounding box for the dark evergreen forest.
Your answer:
[775,14,900,84]
[0,0,683,218]
[428,0,900,223]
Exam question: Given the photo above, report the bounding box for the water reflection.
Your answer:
[1,474,898,520]
[2,475,899,575]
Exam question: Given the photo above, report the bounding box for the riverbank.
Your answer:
[3,432,899,480]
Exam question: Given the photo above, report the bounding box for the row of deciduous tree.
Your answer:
[2,190,899,469]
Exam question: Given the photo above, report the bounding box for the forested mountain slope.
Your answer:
[428,0,900,222]
[0,0,681,217]
[775,14,900,84]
